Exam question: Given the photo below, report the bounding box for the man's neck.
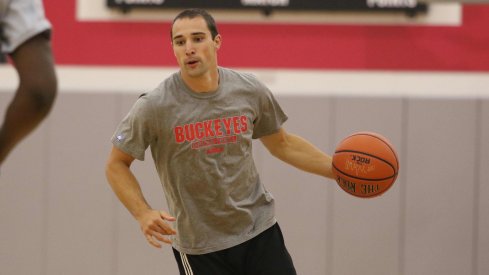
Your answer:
[181,68,219,93]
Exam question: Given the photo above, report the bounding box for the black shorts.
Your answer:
[173,223,297,275]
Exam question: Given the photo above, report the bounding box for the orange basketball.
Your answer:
[332,132,399,198]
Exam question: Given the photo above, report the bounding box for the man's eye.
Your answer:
[175,40,184,46]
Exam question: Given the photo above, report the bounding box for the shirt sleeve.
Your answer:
[252,83,288,139]
[111,96,156,161]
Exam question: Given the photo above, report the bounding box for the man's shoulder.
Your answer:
[221,67,255,79]
[220,67,264,88]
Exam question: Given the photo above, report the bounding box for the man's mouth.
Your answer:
[186,59,199,66]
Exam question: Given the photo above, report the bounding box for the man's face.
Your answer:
[171,17,221,78]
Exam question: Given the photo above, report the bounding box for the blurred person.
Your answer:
[106,8,334,275]
[0,0,57,168]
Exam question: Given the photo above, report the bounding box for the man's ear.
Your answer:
[214,34,222,50]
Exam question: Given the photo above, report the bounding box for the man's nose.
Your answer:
[185,42,195,55]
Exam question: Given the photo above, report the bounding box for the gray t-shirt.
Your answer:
[112,67,288,255]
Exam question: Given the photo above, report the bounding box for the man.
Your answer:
[0,0,57,167]
[106,9,334,275]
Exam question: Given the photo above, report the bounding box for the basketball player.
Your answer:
[106,9,334,275]
[0,0,57,167]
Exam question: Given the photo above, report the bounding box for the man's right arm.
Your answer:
[105,146,176,248]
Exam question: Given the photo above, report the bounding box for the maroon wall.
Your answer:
[45,1,489,71]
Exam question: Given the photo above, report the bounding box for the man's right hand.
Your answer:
[137,209,176,248]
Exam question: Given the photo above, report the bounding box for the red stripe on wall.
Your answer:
[44,1,489,71]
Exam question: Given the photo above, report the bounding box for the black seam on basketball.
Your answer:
[333,163,397,181]
[342,133,399,168]
[334,149,396,173]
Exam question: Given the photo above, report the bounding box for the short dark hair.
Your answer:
[171,9,219,40]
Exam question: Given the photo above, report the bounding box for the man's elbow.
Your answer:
[266,139,289,160]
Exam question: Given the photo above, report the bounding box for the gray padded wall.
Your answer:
[0,93,48,275]
[404,99,478,275]
[478,100,489,275]
[44,93,117,274]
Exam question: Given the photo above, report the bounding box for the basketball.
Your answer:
[332,132,399,198]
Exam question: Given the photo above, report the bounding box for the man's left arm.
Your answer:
[260,128,335,180]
